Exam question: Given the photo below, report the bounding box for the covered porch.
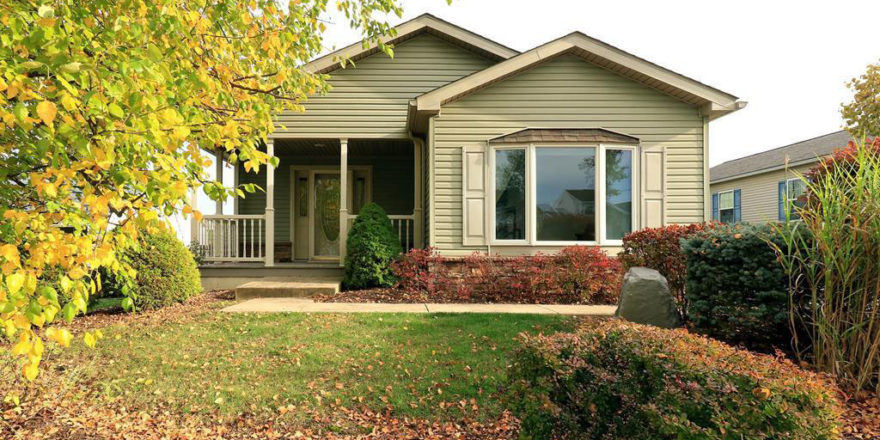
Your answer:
[191,137,424,268]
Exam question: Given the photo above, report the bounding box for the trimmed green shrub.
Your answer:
[681,223,789,349]
[619,223,715,321]
[511,320,842,440]
[123,229,202,310]
[343,203,402,289]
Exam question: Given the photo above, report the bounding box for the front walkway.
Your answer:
[222,298,617,315]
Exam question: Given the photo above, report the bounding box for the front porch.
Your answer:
[191,138,425,275]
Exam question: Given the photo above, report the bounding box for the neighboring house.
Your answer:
[709,130,852,223]
[192,14,744,287]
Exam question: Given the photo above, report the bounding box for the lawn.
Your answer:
[3,293,577,437]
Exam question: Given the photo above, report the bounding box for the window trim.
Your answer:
[488,142,639,246]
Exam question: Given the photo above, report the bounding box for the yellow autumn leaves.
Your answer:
[1,0,402,381]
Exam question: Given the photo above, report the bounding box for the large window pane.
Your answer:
[605,149,633,240]
[536,147,596,241]
[495,149,526,240]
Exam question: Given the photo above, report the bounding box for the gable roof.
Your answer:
[409,32,746,133]
[710,130,852,183]
[304,13,519,74]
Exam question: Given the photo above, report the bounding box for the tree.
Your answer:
[0,0,407,381]
[841,61,880,136]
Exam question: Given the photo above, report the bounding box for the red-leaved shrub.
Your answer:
[619,223,714,319]
[511,320,842,439]
[392,246,621,304]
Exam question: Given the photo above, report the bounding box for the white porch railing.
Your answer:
[345,214,417,251]
[388,215,416,251]
[196,215,266,262]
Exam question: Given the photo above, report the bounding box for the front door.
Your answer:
[312,173,341,259]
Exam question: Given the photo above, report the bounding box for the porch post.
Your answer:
[214,149,224,215]
[189,186,199,246]
[413,139,424,248]
[264,139,275,267]
[339,138,349,266]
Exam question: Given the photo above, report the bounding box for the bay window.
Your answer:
[490,143,637,245]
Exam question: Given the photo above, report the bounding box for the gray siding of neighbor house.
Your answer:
[432,55,706,255]
[237,153,414,243]
[273,33,497,139]
[710,163,815,223]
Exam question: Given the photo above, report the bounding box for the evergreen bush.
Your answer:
[343,203,402,289]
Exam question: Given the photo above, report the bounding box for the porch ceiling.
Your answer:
[274,138,414,156]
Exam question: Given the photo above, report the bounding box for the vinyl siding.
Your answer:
[238,153,414,243]
[710,163,816,223]
[273,34,496,139]
[432,55,706,254]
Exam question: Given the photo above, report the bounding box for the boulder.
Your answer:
[616,267,681,329]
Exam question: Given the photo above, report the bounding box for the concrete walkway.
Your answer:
[222,298,617,316]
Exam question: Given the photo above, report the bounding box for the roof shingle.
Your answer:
[710,130,853,183]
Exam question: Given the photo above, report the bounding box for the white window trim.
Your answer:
[782,177,806,220]
[488,142,639,247]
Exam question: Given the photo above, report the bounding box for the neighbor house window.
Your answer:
[718,190,735,223]
[778,178,807,220]
[711,189,741,223]
[491,144,637,245]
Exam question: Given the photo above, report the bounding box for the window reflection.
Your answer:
[536,148,596,241]
[605,149,632,240]
[495,149,526,240]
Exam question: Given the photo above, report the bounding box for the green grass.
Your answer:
[60,310,575,421]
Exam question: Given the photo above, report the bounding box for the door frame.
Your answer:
[288,165,372,261]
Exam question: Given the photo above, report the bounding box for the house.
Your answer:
[192,14,745,289]
[709,130,851,223]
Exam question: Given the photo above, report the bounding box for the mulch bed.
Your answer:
[315,288,600,305]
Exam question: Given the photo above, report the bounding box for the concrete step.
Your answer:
[235,277,341,300]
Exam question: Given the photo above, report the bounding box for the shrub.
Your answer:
[343,203,402,289]
[391,246,622,304]
[774,137,880,394]
[681,223,790,350]
[391,247,452,299]
[125,229,202,310]
[619,223,714,320]
[510,320,842,440]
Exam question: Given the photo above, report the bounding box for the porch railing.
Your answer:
[388,215,416,251]
[196,215,266,262]
[345,214,417,251]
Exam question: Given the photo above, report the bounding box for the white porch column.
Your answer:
[189,186,199,246]
[214,149,224,214]
[339,139,349,266]
[413,139,424,248]
[264,139,275,267]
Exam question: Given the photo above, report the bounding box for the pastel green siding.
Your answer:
[710,163,815,223]
[432,55,706,253]
[274,34,496,138]
[238,153,414,243]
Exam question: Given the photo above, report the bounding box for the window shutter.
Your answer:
[733,189,741,222]
[778,180,786,221]
[711,193,719,221]
[641,147,666,228]
[462,146,487,246]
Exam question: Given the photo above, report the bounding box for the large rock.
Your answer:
[616,267,681,329]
